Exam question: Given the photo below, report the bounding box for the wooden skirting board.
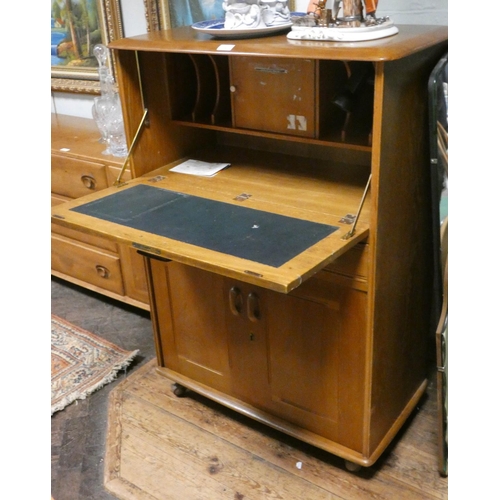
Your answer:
[104,359,447,500]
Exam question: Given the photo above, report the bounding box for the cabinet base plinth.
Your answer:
[155,365,427,468]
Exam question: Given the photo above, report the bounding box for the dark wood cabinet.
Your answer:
[51,24,447,468]
[147,249,369,457]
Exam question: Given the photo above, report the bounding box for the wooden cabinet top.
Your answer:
[51,113,123,167]
[109,24,447,62]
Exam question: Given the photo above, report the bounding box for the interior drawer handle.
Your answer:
[247,292,260,322]
[81,175,96,190]
[95,265,110,279]
[229,286,243,316]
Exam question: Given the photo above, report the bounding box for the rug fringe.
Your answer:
[51,350,139,415]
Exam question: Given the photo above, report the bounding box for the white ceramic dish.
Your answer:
[191,18,294,38]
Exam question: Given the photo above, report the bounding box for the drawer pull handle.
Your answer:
[247,292,260,322]
[81,175,96,190]
[95,265,110,279]
[229,286,243,316]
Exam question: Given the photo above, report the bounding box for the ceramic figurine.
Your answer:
[223,0,265,29]
[222,0,290,29]
[261,0,291,26]
[306,0,387,26]
[289,0,395,41]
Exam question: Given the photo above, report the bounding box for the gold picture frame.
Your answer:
[51,0,124,94]
[143,0,168,31]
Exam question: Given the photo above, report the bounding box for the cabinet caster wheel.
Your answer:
[172,383,187,397]
[344,460,362,472]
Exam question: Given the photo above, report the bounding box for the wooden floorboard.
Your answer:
[105,360,448,500]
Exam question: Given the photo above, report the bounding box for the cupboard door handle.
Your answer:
[247,292,260,322]
[81,175,96,190]
[95,265,110,279]
[229,286,243,316]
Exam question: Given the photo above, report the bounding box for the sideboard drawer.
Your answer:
[51,223,118,252]
[52,193,70,207]
[51,232,125,295]
[51,154,108,199]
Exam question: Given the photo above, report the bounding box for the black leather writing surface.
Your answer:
[71,184,339,268]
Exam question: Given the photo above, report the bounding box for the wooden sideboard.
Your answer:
[51,25,448,468]
[51,114,150,310]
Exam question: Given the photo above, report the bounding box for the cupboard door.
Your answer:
[266,286,340,440]
[266,273,367,451]
[224,280,271,408]
[150,260,231,392]
[149,261,366,451]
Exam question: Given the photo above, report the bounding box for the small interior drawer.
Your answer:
[51,233,124,295]
[51,154,108,199]
[324,243,370,280]
[230,56,316,137]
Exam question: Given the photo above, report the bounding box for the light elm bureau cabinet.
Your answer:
[51,25,448,468]
[51,114,150,310]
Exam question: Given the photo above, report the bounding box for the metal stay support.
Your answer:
[341,173,372,240]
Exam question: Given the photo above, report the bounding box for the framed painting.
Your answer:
[143,0,222,30]
[144,0,295,31]
[142,0,295,31]
[51,0,124,94]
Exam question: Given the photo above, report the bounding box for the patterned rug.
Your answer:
[51,315,139,415]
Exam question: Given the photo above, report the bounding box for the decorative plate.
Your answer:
[191,18,294,39]
[287,18,399,42]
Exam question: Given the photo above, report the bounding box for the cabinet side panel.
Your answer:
[149,259,178,370]
[114,50,214,178]
[368,44,447,454]
[119,246,150,306]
